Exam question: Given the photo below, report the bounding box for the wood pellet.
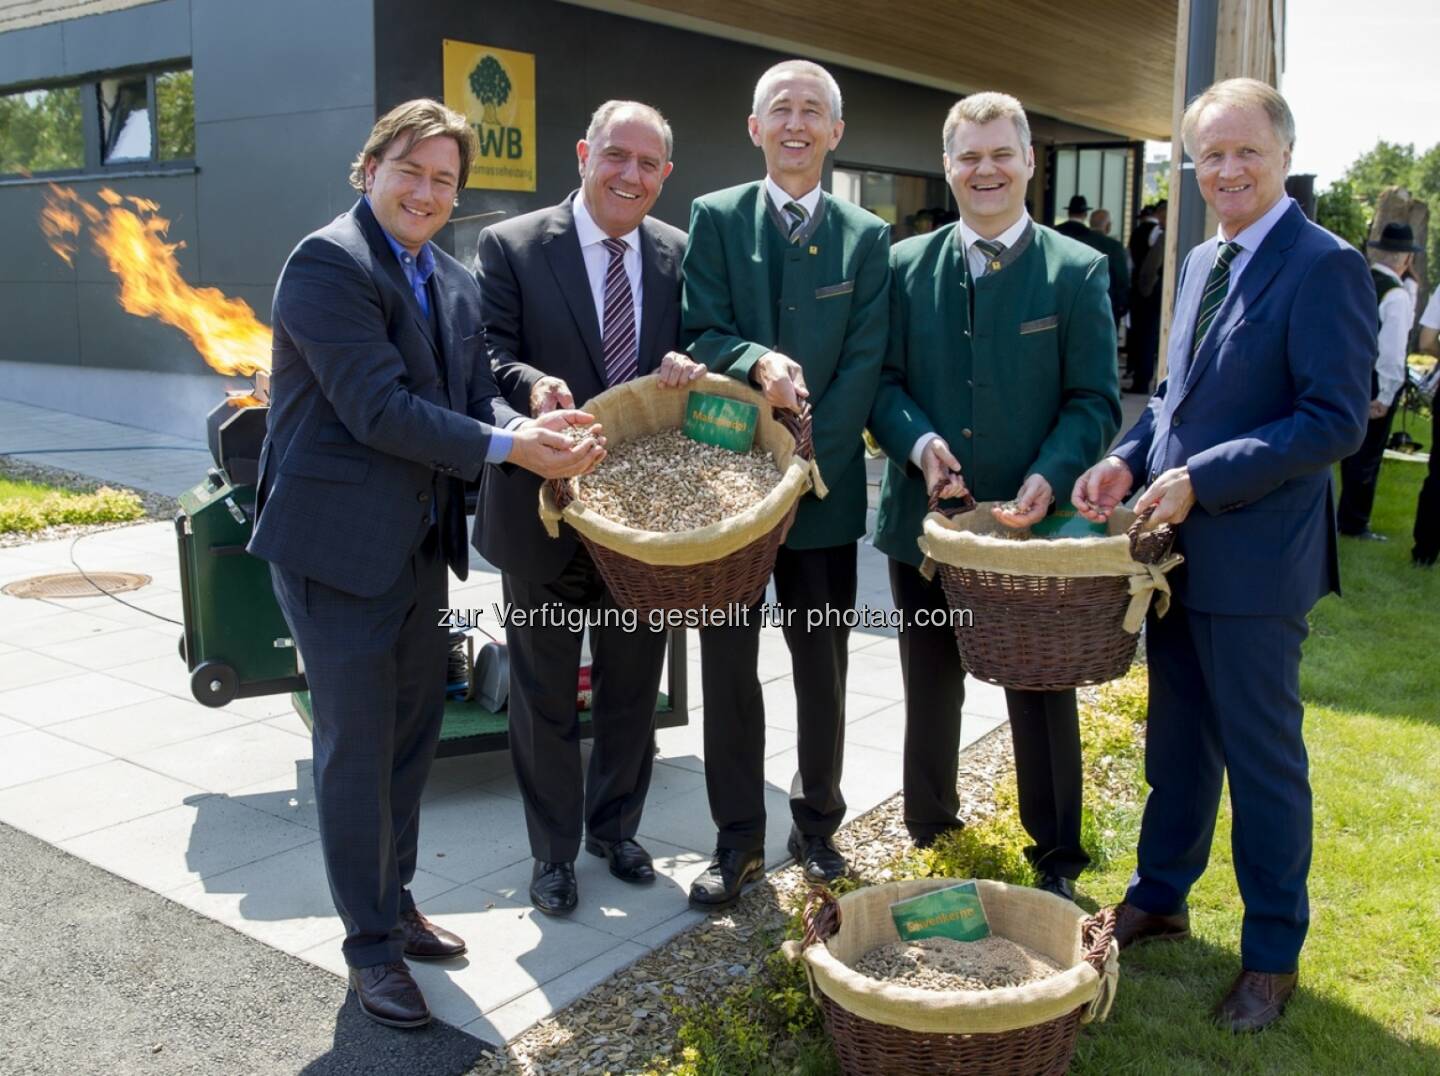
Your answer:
[570,428,782,532]
[852,934,1064,991]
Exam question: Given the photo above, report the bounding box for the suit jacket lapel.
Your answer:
[637,221,675,375]
[1181,202,1304,399]
[354,198,440,358]
[541,196,608,386]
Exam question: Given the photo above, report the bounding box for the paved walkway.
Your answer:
[0,398,1032,1056]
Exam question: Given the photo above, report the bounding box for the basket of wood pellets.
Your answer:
[916,497,1182,691]
[782,879,1118,1076]
[539,372,824,613]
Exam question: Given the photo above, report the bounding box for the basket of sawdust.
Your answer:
[917,497,1182,691]
[783,880,1118,1075]
[539,372,824,613]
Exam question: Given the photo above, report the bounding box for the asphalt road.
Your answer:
[0,823,488,1075]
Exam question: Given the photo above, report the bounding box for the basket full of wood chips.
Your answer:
[783,879,1118,1075]
[538,372,824,613]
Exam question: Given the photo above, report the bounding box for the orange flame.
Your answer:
[41,184,272,377]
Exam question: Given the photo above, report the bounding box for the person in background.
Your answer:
[1128,199,1166,394]
[1337,221,1421,540]
[1413,285,1440,566]
[1088,207,1132,328]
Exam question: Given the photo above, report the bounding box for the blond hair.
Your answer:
[348,99,478,192]
[1180,78,1295,156]
[943,92,1031,154]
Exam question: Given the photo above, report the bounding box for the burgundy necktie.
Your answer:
[601,237,638,385]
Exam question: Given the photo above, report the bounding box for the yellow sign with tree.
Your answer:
[442,39,536,192]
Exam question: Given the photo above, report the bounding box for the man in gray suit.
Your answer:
[250,99,602,1029]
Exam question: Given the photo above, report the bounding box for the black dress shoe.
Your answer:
[688,848,765,910]
[400,906,467,960]
[348,961,430,1028]
[1036,872,1077,902]
[787,829,847,884]
[1112,900,1191,949]
[1341,529,1388,542]
[529,860,578,916]
[585,836,656,884]
[908,822,963,850]
[1213,969,1298,1032]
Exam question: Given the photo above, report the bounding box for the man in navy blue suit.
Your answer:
[250,100,603,1028]
[1072,79,1375,1033]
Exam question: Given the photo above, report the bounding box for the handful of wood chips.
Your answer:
[852,934,1063,992]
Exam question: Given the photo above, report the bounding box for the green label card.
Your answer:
[1030,507,1109,539]
[682,391,759,453]
[890,881,991,942]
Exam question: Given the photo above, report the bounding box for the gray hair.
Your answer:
[751,60,843,121]
[943,92,1031,154]
[585,100,674,162]
[1181,77,1295,156]
[1089,208,1112,233]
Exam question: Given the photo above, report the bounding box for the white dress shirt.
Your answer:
[1420,286,1440,331]
[910,213,1033,466]
[1215,193,1293,289]
[572,193,643,337]
[1372,262,1414,407]
[764,175,822,223]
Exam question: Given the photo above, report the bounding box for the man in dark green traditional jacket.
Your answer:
[870,92,1120,901]
[681,59,890,909]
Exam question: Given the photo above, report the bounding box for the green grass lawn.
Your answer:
[0,476,60,504]
[1070,457,1439,1074]
[0,476,144,533]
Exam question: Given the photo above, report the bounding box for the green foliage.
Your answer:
[1332,139,1440,272]
[0,483,144,533]
[469,55,511,109]
[1317,179,1369,250]
[156,69,195,160]
[0,84,84,174]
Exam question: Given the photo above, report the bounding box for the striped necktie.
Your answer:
[783,200,808,244]
[600,237,638,386]
[973,238,1005,276]
[1192,240,1242,355]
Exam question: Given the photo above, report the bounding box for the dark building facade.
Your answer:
[0,0,1138,437]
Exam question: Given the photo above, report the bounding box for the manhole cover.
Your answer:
[2,571,151,600]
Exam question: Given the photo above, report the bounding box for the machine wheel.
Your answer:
[191,660,238,707]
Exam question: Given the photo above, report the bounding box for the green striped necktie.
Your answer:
[1192,240,1243,355]
[974,238,1004,274]
[783,200,808,244]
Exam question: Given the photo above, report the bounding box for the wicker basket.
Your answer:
[538,373,821,614]
[917,499,1181,691]
[784,880,1118,1076]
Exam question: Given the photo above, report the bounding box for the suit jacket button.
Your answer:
[417,490,431,503]
[961,428,973,439]
[1171,415,1182,428]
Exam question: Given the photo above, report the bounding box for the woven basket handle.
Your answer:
[1080,906,1117,972]
[800,883,843,949]
[774,402,815,461]
[927,486,978,519]
[1125,503,1177,565]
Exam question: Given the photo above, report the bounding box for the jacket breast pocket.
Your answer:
[282,449,370,484]
[815,280,855,300]
[1019,314,1059,335]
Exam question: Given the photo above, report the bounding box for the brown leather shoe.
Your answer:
[1112,901,1191,949]
[348,961,431,1028]
[400,907,467,960]
[1213,969,1298,1032]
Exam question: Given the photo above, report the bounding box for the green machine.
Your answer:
[176,399,687,755]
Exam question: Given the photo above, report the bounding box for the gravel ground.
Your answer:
[0,454,177,549]
[473,724,1018,1075]
[0,823,489,1075]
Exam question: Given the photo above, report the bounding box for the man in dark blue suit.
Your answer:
[249,100,603,1028]
[1073,79,1375,1033]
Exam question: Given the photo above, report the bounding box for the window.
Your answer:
[0,85,85,173]
[0,65,193,177]
[833,166,953,241]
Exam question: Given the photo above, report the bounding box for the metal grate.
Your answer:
[2,571,151,600]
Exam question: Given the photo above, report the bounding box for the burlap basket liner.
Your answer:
[539,372,825,566]
[786,879,1118,1036]
[918,504,1182,633]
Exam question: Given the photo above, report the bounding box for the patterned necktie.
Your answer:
[783,200,808,244]
[1192,240,1243,355]
[973,238,1005,276]
[601,237,638,386]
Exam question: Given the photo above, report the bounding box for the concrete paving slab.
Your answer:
[0,607,132,648]
[0,728,109,789]
[415,790,536,886]
[0,713,28,737]
[128,722,311,793]
[227,761,320,832]
[47,693,251,755]
[0,648,77,691]
[0,669,165,727]
[0,758,201,843]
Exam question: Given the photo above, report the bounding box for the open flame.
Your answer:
[41,184,272,377]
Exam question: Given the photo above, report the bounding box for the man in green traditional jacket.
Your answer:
[681,59,890,909]
[869,92,1120,900]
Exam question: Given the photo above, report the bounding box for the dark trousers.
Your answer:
[889,559,1089,878]
[1129,601,1312,973]
[270,527,447,969]
[502,546,667,863]
[1414,403,1440,564]
[698,543,856,852]
[1337,402,1398,534]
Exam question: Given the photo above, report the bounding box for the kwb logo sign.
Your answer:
[443,40,537,192]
